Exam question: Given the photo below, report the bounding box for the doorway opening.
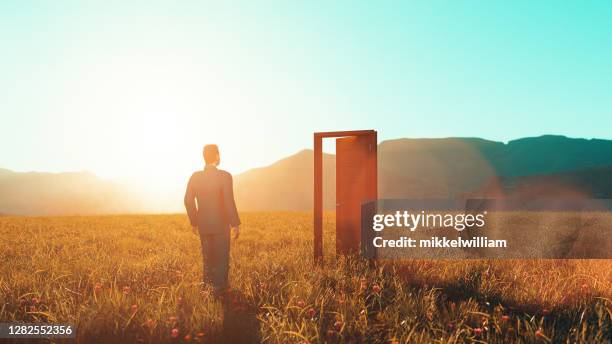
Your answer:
[313,130,377,261]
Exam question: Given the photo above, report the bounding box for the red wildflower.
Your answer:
[145,319,155,328]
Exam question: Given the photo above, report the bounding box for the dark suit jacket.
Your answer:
[184,165,241,234]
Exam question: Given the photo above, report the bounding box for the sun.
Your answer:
[56,50,253,193]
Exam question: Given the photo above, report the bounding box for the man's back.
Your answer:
[184,165,240,234]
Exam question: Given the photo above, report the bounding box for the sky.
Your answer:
[1,1,611,190]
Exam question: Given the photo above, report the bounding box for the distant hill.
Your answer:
[234,150,336,211]
[495,135,612,176]
[471,166,612,199]
[235,135,612,210]
[0,169,146,215]
[377,137,502,199]
[2,135,612,214]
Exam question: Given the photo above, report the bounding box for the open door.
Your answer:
[313,130,377,261]
[336,135,377,255]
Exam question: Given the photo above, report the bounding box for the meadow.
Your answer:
[0,212,610,343]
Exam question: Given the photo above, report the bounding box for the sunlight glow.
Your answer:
[57,50,254,193]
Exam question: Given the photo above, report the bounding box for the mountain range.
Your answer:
[235,135,612,210]
[0,168,147,215]
[1,135,611,214]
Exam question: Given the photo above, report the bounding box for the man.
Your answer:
[184,144,240,295]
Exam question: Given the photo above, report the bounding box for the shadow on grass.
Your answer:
[217,289,261,344]
[390,262,612,342]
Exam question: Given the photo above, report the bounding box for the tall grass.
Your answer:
[0,213,610,343]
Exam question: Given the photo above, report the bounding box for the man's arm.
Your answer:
[222,173,241,229]
[184,173,198,230]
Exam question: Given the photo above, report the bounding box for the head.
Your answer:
[203,144,220,166]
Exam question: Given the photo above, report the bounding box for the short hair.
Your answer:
[202,145,219,164]
[203,144,219,164]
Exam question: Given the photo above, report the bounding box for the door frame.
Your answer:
[313,130,377,262]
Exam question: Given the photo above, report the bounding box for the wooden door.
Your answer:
[336,134,377,255]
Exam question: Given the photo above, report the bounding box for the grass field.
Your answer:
[0,212,611,343]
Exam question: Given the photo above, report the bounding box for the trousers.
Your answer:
[198,230,230,292]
